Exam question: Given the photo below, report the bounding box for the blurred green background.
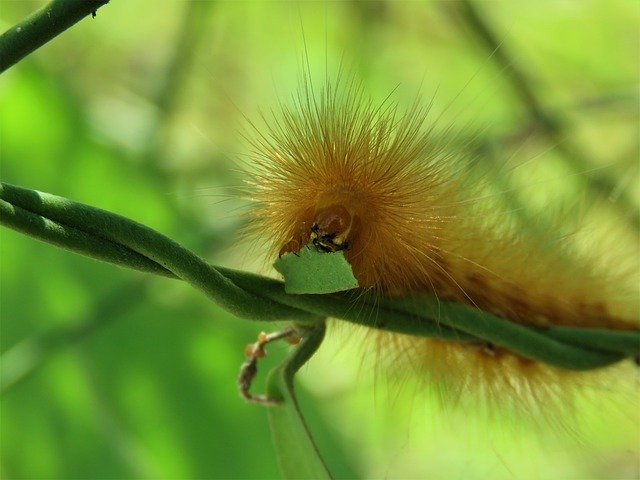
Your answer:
[1,1,639,479]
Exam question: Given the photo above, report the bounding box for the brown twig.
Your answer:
[238,326,301,405]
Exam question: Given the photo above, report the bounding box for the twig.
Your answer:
[238,326,301,405]
[0,0,110,73]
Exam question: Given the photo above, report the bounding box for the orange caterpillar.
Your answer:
[242,77,639,409]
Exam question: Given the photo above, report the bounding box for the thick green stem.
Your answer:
[1,181,638,371]
[0,0,109,73]
[0,182,320,323]
[226,272,627,371]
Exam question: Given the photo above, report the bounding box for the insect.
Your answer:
[233,15,640,480]
[241,68,639,415]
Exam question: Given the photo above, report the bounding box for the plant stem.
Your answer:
[266,322,332,479]
[0,0,109,73]
[0,182,321,323]
[2,181,637,371]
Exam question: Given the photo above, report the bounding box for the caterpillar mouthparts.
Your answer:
[309,204,354,253]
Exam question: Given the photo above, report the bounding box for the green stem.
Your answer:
[266,322,332,479]
[0,182,320,323]
[1,181,638,371]
[226,273,627,371]
[0,0,110,73]
[0,198,175,278]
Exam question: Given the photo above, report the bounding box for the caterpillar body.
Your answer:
[242,76,639,409]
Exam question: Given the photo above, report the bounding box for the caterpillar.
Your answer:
[232,3,639,476]
[234,4,640,423]
[241,73,638,409]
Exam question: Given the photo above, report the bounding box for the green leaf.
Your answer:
[273,246,359,294]
[266,322,331,480]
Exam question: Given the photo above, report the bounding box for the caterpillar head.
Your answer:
[277,203,360,256]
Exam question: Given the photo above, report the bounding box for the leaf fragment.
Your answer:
[274,246,358,294]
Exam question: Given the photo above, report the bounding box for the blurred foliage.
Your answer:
[0,1,638,479]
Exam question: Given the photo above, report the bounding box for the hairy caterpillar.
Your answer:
[237,11,639,421]
[224,4,640,478]
[242,73,639,409]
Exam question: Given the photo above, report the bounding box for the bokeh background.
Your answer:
[1,1,639,479]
